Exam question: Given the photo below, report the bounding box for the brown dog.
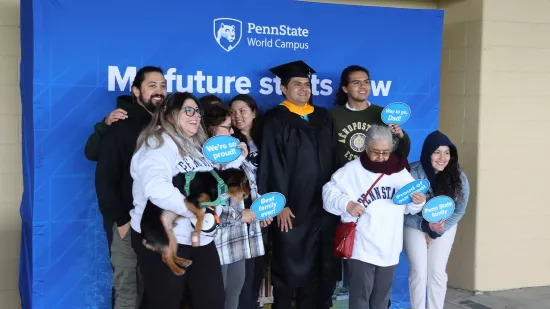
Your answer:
[140,168,251,275]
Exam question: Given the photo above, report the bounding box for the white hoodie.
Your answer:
[322,158,424,267]
[130,133,245,246]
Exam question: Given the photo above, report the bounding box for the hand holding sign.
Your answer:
[241,209,257,224]
[410,192,426,204]
[237,142,248,159]
[393,179,430,205]
[251,192,286,221]
[202,135,242,164]
[382,102,411,126]
[422,195,455,223]
[260,216,274,228]
[251,192,288,230]
[389,124,404,138]
[429,220,445,233]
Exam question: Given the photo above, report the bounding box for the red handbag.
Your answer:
[333,174,384,259]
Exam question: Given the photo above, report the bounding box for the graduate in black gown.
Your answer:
[257,60,340,309]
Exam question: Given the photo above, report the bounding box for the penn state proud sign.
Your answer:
[393,179,430,205]
[382,102,411,125]
[202,136,242,164]
[422,195,455,223]
[251,192,286,220]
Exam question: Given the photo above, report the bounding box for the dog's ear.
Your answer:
[219,169,250,202]
[227,186,250,202]
[226,174,251,201]
[221,169,247,187]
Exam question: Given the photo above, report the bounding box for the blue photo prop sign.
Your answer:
[393,179,430,205]
[251,192,286,220]
[382,102,412,125]
[422,196,455,223]
[202,136,242,164]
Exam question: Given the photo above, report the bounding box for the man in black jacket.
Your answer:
[95,66,166,309]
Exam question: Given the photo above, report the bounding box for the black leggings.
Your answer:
[131,229,225,309]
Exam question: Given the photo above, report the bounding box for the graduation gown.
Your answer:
[258,104,340,288]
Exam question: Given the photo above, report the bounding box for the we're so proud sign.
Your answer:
[202,136,242,164]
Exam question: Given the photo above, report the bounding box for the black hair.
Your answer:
[132,66,164,90]
[199,94,223,107]
[434,155,464,202]
[131,66,164,101]
[202,104,231,137]
[229,94,262,149]
[334,65,370,106]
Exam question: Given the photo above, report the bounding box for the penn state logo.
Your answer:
[213,18,243,52]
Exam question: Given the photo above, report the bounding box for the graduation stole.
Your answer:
[280,100,314,118]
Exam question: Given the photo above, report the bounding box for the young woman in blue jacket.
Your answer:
[403,130,470,309]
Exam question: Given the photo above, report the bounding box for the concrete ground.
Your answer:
[444,286,550,309]
[180,285,550,309]
[323,286,550,309]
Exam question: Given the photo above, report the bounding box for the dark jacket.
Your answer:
[84,96,134,161]
[94,96,152,227]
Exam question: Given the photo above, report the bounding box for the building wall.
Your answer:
[473,0,550,291]
[0,0,23,307]
[438,0,482,291]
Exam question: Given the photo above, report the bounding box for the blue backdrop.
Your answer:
[19,0,443,308]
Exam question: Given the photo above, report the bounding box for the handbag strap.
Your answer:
[353,173,385,223]
[360,173,385,204]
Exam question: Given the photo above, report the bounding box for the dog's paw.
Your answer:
[174,256,193,268]
[180,260,193,268]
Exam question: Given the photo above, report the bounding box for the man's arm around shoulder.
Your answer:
[84,119,110,161]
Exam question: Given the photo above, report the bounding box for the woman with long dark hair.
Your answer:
[229,94,262,149]
[203,102,270,309]
[403,130,470,309]
[227,94,269,309]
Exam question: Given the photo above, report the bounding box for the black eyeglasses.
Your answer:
[183,106,203,117]
[218,125,233,132]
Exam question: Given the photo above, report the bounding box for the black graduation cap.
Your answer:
[269,60,316,82]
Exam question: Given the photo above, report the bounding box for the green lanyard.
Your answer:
[184,170,228,208]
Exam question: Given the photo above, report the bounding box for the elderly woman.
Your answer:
[403,130,470,309]
[322,124,426,309]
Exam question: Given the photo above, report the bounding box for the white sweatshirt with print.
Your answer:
[322,158,425,267]
[130,133,245,246]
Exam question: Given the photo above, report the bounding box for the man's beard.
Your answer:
[140,93,164,113]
